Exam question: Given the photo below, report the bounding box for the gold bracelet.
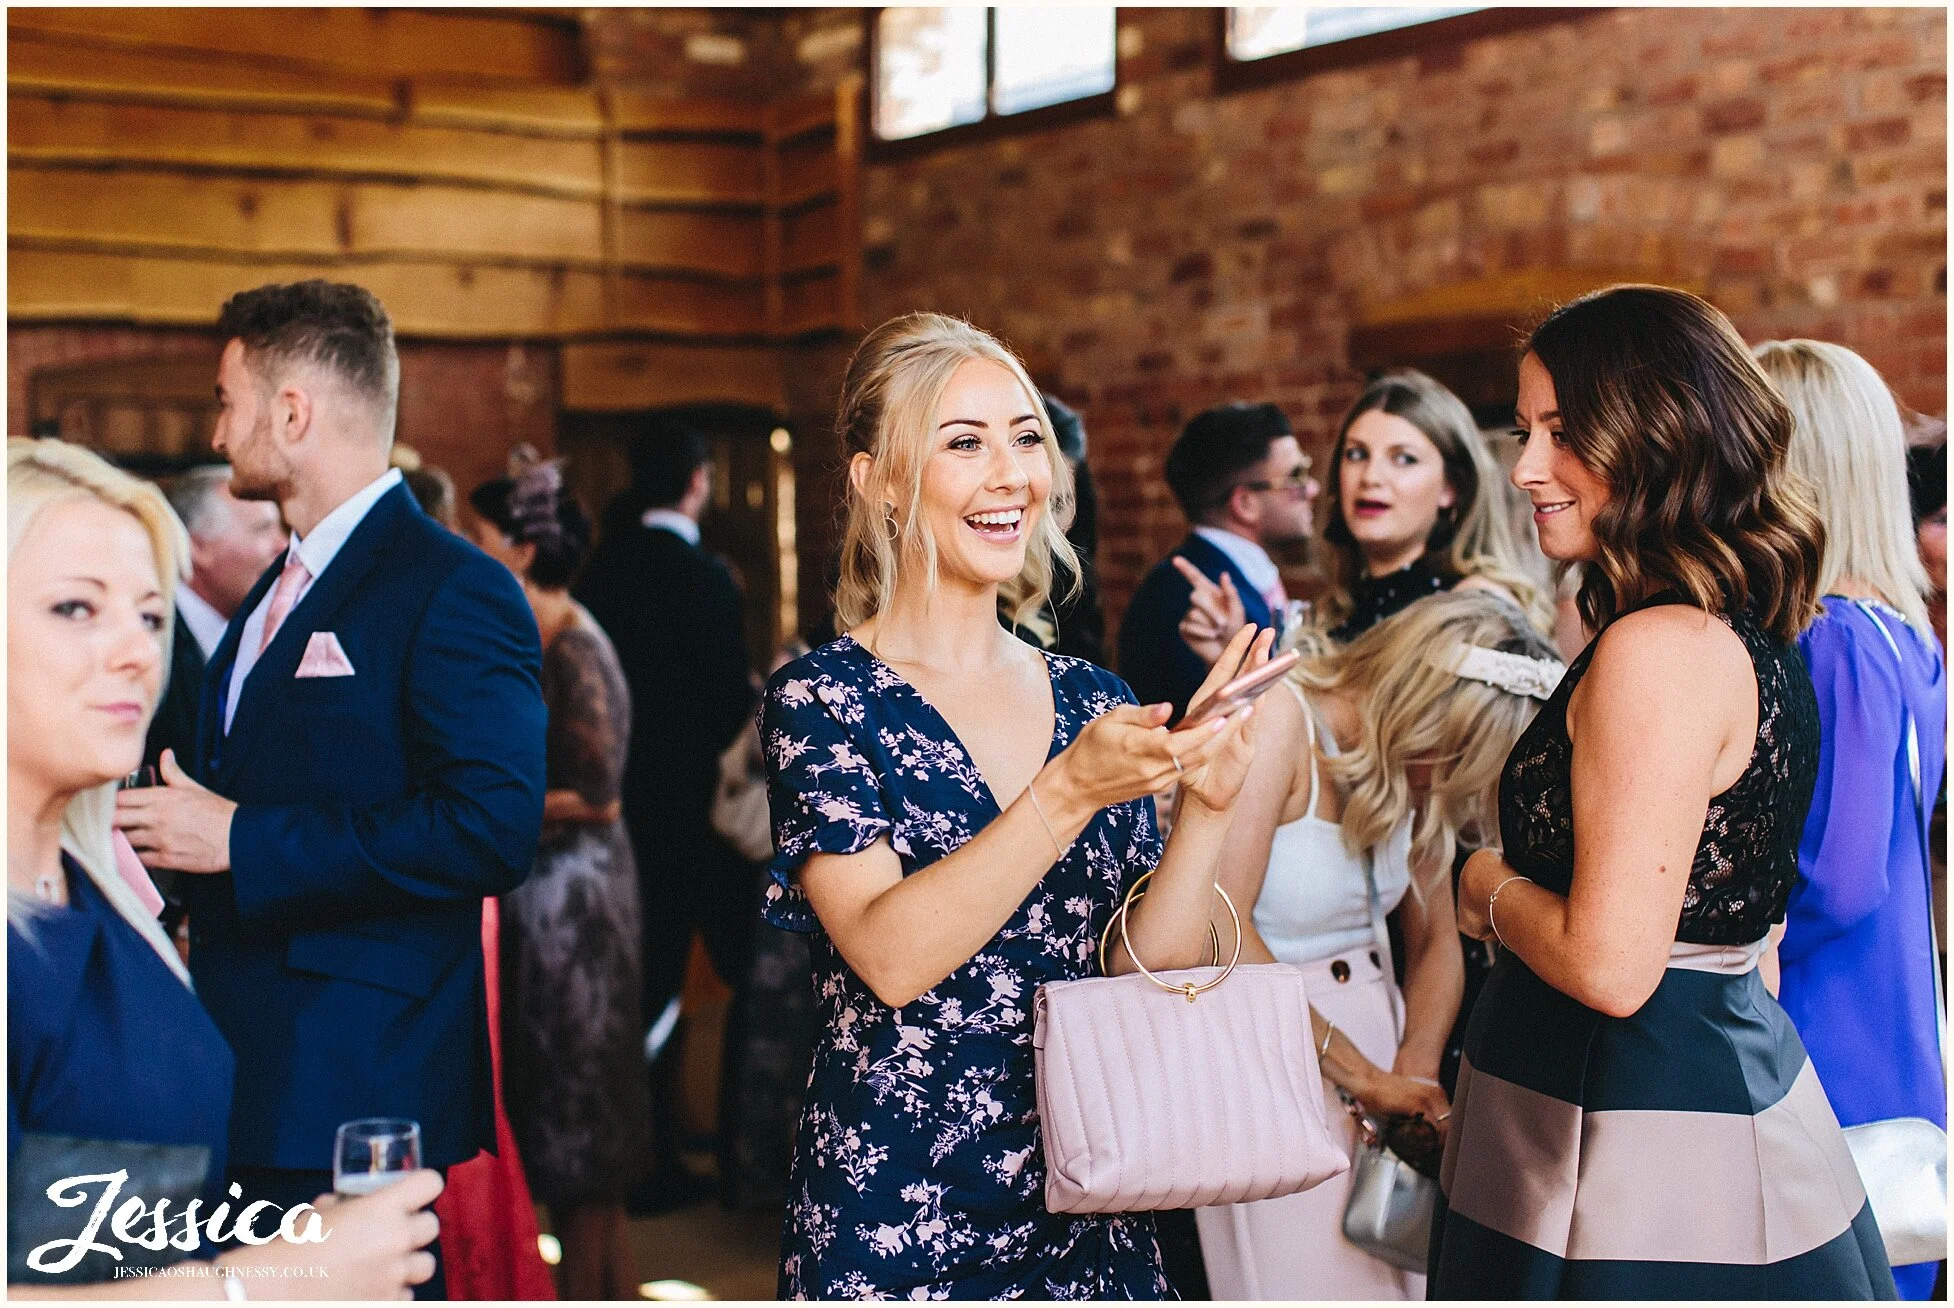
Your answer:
[1025,778,1068,861]
[1488,874,1534,948]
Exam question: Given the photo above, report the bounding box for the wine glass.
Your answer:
[332,1118,421,1197]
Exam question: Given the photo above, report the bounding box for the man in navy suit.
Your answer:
[1116,402,1318,717]
[116,281,546,1296]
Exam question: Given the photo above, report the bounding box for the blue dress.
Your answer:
[761,635,1173,1300]
[9,856,236,1281]
[1785,597,1947,1299]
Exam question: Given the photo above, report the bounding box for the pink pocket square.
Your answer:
[295,631,356,678]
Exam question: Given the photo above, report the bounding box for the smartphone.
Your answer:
[1177,649,1301,730]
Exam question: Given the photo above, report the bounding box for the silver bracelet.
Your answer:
[1025,779,1068,861]
[1487,874,1534,948]
[1318,1020,1336,1058]
[219,1265,249,1302]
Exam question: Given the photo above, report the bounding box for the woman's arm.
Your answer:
[1108,630,1274,975]
[1196,681,1304,968]
[1458,608,1753,1017]
[802,705,1252,1008]
[1391,857,1465,1081]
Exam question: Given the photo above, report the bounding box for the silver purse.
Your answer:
[1337,854,1440,1275]
[1839,602,1947,1267]
[1340,1106,1437,1273]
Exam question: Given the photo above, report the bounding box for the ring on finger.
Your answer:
[1169,750,1184,776]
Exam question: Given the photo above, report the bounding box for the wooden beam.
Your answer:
[560,341,785,412]
[1357,268,1707,328]
[774,92,839,145]
[782,271,842,336]
[10,166,606,265]
[10,93,607,197]
[614,139,766,206]
[7,9,583,86]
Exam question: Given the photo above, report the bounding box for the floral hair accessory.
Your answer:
[1427,644,1565,701]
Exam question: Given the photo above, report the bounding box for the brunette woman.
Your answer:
[1436,287,1894,1297]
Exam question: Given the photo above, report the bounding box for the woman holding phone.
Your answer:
[760,313,1264,1299]
[8,438,441,1300]
[1194,590,1561,1299]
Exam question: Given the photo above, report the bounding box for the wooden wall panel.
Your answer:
[611,92,766,137]
[779,145,839,209]
[615,140,765,206]
[10,167,606,265]
[8,9,583,86]
[9,95,608,197]
[9,248,611,338]
[616,209,764,278]
[8,30,400,116]
[610,273,767,338]
[783,201,840,275]
[782,272,843,336]
[560,341,785,412]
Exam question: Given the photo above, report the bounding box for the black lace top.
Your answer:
[1328,560,1459,643]
[1496,600,1821,945]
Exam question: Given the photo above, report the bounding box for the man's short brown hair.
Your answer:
[216,280,399,436]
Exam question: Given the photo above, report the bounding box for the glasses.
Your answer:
[1234,457,1315,497]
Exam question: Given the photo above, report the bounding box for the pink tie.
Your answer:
[1263,576,1289,616]
[258,552,312,654]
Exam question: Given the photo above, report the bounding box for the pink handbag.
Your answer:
[1031,874,1349,1213]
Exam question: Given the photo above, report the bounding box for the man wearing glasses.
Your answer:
[1117,401,1318,719]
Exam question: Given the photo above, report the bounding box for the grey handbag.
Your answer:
[1839,601,1947,1267]
[1338,854,1439,1274]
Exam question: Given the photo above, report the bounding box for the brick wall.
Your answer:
[820,6,1946,640]
[8,325,560,508]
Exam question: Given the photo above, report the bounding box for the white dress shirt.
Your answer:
[1192,526,1282,602]
[641,506,701,546]
[174,584,229,661]
[224,468,402,733]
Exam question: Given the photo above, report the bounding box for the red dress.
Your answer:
[434,899,557,1300]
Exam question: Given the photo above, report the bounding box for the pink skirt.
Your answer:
[1195,948,1424,1301]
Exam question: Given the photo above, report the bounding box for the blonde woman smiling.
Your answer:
[760,314,1265,1299]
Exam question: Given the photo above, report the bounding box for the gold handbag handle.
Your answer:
[1098,870,1244,1002]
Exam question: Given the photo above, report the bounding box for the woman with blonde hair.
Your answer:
[8,438,441,1300]
[1754,339,1945,1299]
[760,313,1267,1298]
[1194,589,1562,1299]
[1437,287,1892,1296]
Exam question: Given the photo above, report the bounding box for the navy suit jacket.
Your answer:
[1115,533,1276,717]
[185,483,546,1172]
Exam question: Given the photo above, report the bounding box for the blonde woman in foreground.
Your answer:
[8,439,440,1301]
[758,313,1266,1299]
[1194,590,1562,1299]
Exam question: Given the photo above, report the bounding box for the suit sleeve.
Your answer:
[1781,616,1903,962]
[692,559,759,757]
[225,554,548,928]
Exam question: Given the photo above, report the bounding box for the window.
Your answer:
[872,7,1117,147]
[1217,7,1583,91]
[1226,7,1483,62]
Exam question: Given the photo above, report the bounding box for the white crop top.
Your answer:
[1250,684,1414,967]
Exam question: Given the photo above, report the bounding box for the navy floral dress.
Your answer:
[762,634,1173,1300]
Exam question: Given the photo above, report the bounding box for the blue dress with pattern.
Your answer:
[761,634,1173,1300]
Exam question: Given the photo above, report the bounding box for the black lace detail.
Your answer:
[1496,601,1821,945]
[1328,560,1458,643]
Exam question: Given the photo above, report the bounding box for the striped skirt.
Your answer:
[1428,941,1897,1299]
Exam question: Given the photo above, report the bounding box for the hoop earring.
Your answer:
[880,506,900,542]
